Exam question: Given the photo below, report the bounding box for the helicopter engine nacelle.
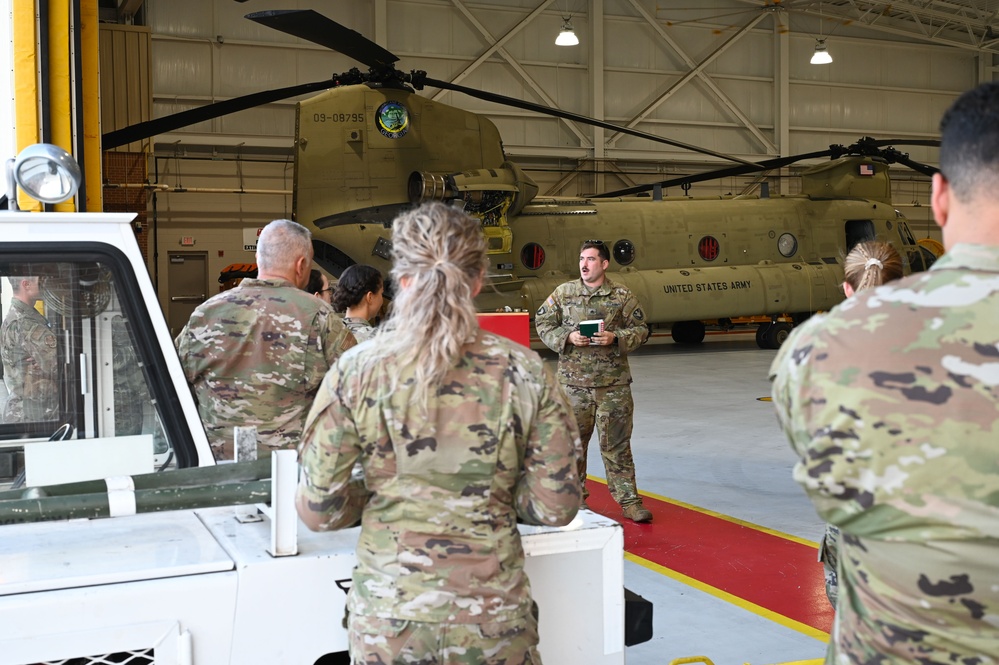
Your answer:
[801,156,893,205]
[408,161,539,219]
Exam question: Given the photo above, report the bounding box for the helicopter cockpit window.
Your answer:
[520,243,546,270]
[778,233,798,258]
[613,240,636,266]
[0,256,179,491]
[698,236,720,262]
[898,222,917,246]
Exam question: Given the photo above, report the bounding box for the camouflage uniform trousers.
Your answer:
[347,608,540,665]
[563,383,640,507]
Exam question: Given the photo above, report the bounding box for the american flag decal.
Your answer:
[859,163,875,176]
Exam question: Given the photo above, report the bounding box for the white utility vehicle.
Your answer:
[0,146,629,665]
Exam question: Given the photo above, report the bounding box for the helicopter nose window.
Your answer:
[520,243,546,270]
[778,233,798,257]
[698,236,720,262]
[613,240,636,266]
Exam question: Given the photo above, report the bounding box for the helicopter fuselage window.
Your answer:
[698,236,720,262]
[0,249,196,490]
[778,233,798,258]
[613,240,636,266]
[520,243,546,270]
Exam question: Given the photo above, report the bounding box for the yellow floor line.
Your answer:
[587,474,820,548]
[625,552,830,643]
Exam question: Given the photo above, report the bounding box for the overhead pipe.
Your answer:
[104,183,292,196]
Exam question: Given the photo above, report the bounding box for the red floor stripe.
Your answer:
[587,479,834,634]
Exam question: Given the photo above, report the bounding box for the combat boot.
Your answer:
[622,502,653,523]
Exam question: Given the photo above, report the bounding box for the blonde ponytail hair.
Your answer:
[843,240,904,293]
[365,202,488,406]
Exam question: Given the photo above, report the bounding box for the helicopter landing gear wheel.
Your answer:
[670,320,705,344]
[767,322,793,348]
[757,322,792,349]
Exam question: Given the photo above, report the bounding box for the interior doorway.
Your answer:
[167,252,208,337]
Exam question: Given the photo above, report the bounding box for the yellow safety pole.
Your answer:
[79,0,102,211]
[12,0,41,211]
[48,0,75,212]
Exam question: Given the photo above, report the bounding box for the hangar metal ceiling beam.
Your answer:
[431,0,555,96]
[374,0,387,46]
[543,160,585,195]
[607,2,774,154]
[591,0,606,193]
[117,0,143,22]
[773,9,790,161]
[737,0,999,54]
[432,0,591,147]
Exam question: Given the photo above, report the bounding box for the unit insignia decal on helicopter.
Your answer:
[376,101,409,138]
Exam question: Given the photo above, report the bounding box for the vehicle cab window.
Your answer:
[1,248,196,490]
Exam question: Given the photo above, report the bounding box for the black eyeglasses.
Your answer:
[319,287,334,294]
[584,239,606,246]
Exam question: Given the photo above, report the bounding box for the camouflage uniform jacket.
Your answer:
[175,278,355,452]
[535,277,649,387]
[342,316,374,342]
[298,328,583,623]
[0,298,58,423]
[770,243,999,664]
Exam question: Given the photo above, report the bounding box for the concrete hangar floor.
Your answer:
[536,329,830,665]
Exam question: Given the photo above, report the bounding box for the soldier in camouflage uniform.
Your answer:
[1,276,58,423]
[305,268,333,305]
[331,264,383,343]
[111,315,148,436]
[176,219,355,459]
[817,240,904,607]
[536,240,653,523]
[770,81,999,664]
[298,202,582,665]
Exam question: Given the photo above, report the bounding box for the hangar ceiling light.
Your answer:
[556,17,579,46]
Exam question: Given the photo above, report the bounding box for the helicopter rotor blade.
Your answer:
[102,79,339,149]
[416,75,763,168]
[879,148,939,177]
[246,10,399,69]
[891,156,938,177]
[594,138,941,198]
[106,7,767,168]
[593,151,833,198]
[245,9,764,168]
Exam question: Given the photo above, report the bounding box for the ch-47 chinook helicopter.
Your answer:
[104,8,944,349]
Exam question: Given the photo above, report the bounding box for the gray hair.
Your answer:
[366,202,488,407]
[256,219,312,273]
[7,276,36,294]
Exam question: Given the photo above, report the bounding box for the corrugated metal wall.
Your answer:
[100,24,152,153]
